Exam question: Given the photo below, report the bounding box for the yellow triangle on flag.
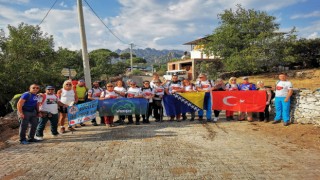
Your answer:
[178,92,205,109]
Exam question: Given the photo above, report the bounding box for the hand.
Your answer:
[37,112,42,118]
[266,102,269,105]
[284,98,289,102]
[18,113,25,119]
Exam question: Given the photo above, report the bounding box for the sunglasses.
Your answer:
[47,89,54,90]
[65,84,72,86]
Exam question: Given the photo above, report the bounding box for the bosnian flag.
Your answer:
[212,91,266,112]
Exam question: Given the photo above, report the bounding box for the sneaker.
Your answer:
[199,116,203,121]
[272,120,281,124]
[127,121,134,125]
[28,139,40,143]
[68,127,76,131]
[206,119,212,122]
[60,127,66,133]
[114,119,121,123]
[80,123,86,126]
[155,119,160,122]
[35,136,44,141]
[182,115,187,121]
[213,117,218,122]
[283,122,290,126]
[92,122,98,126]
[190,118,194,121]
[20,140,29,145]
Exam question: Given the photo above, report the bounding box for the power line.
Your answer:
[83,0,128,45]
[38,0,59,26]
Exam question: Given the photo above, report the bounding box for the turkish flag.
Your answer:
[212,91,266,112]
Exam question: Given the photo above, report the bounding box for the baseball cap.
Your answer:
[242,76,249,80]
[79,79,85,82]
[46,85,55,90]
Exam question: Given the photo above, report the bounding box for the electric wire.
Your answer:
[83,0,128,45]
[38,0,59,26]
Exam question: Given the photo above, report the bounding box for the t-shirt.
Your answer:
[21,92,38,112]
[153,85,165,100]
[239,83,257,91]
[100,90,119,99]
[196,80,214,91]
[38,94,59,114]
[88,87,103,100]
[141,87,154,102]
[127,87,142,98]
[275,81,293,97]
[184,84,195,92]
[226,83,239,91]
[167,81,183,94]
[75,85,87,101]
[114,86,126,98]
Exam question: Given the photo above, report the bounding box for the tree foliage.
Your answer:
[204,4,297,74]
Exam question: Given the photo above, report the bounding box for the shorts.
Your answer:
[58,106,68,113]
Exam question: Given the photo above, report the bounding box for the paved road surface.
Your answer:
[1,117,320,180]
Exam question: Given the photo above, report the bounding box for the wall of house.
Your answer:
[190,50,215,59]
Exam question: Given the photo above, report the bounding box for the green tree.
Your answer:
[292,38,320,68]
[0,23,60,113]
[204,4,297,74]
[120,52,136,60]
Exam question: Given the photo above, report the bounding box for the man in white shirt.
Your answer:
[272,72,293,126]
[196,73,214,123]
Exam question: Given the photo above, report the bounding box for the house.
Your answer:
[167,37,220,80]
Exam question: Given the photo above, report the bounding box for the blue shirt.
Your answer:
[21,92,38,112]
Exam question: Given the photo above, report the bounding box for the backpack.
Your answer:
[9,92,31,111]
[39,94,59,106]
[87,87,103,101]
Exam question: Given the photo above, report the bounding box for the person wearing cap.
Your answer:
[195,73,214,122]
[165,74,184,122]
[35,86,68,140]
[87,81,104,126]
[126,81,143,125]
[74,79,88,126]
[152,79,165,122]
[238,76,257,121]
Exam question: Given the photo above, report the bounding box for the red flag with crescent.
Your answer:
[212,91,266,112]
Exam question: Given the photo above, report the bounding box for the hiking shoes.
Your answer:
[35,136,44,141]
[20,140,29,145]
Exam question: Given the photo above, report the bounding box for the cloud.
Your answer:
[291,11,320,19]
[0,0,318,52]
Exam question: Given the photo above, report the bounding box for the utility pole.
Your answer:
[130,43,133,72]
[77,0,92,89]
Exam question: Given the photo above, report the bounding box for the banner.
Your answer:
[98,98,148,116]
[67,100,98,125]
[212,91,266,112]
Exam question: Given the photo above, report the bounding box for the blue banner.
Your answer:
[98,98,148,116]
[67,100,98,125]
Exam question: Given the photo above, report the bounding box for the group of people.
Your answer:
[16,72,293,145]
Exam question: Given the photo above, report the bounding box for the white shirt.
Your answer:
[60,89,75,106]
[141,87,154,102]
[127,87,142,98]
[100,90,119,99]
[39,94,59,114]
[275,81,293,97]
[153,85,165,100]
[88,87,103,100]
[196,80,214,91]
[184,84,195,92]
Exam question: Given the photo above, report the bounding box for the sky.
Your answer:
[0,0,319,51]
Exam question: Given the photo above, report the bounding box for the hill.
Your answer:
[115,48,184,63]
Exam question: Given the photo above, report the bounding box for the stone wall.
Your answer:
[291,89,320,125]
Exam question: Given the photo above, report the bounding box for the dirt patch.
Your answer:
[0,169,30,180]
[169,167,197,175]
[248,122,320,150]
